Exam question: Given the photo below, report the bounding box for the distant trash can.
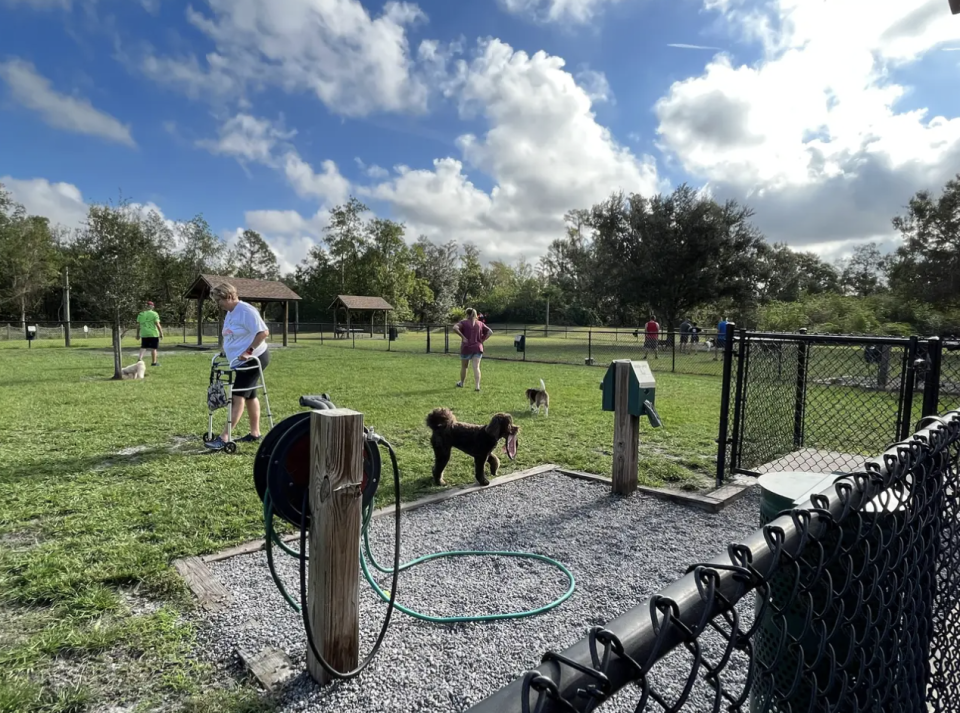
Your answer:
[388,327,398,341]
[514,334,525,353]
[752,471,918,711]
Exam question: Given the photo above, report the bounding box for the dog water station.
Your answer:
[600,359,662,495]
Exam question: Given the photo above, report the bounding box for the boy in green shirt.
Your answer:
[136,301,163,366]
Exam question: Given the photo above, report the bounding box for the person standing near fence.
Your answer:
[644,316,660,360]
[205,282,271,450]
[679,317,692,354]
[453,308,492,391]
[715,316,728,361]
[136,301,163,366]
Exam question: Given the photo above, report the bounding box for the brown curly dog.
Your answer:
[425,407,519,486]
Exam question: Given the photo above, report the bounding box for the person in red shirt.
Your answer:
[644,316,660,360]
[453,308,493,391]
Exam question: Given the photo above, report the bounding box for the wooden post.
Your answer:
[197,298,203,345]
[63,265,72,348]
[283,300,289,348]
[307,408,364,685]
[612,360,639,496]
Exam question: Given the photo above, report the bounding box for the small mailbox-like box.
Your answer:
[514,334,525,352]
[600,359,656,418]
[25,325,37,341]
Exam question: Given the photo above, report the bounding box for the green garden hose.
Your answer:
[262,447,575,626]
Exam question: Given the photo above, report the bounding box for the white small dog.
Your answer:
[121,359,146,380]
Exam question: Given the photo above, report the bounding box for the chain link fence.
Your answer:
[467,410,960,713]
[296,322,729,377]
[718,330,958,485]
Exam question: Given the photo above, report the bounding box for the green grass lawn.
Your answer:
[0,342,722,713]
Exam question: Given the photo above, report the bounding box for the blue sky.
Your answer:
[1,0,959,273]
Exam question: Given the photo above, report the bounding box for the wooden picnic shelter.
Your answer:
[328,295,394,339]
[183,274,302,348]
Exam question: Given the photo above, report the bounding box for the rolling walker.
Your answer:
[204,351,275,454]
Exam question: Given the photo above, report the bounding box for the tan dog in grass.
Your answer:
[120,359,146,380]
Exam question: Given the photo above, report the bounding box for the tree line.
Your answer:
[1,174,959,337]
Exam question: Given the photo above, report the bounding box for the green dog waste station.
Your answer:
[752,471,922,712]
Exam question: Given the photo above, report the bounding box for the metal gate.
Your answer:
[716,326,958,484]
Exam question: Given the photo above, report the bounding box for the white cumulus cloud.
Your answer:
[361,38,661,261]
[0,176,89,230]
[653,0,960,251]
[140,0,430,117]
[0,59,135,146]
[497,0,625,24]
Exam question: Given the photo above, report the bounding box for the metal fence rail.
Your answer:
[467,410,960,713]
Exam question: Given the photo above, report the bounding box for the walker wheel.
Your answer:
[224,441,237,454]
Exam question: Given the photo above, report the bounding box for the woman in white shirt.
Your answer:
[205,282,271,450]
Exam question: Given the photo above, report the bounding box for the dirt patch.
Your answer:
[117,584,165,617]
[0,605,52,648]
[168,434,207,455]
[116,445,151,457]
[93,456,145,472]
[0,520,45,552]
[0,530,44,551]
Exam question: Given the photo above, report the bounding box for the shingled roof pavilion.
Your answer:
[183,274,302,348]
[328,295,395,339]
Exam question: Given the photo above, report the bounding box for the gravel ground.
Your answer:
[193,471,763,712]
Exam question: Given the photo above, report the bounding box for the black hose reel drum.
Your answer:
[253,394,382,527]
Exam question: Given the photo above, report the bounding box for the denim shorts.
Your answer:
[460,352,483,361]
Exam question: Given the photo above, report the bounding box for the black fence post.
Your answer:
[444,326,449,354]
[671,331,676,373]
[793,329,809,448]
[426,325,431,354]
[922,337,943,418]
[588,329,593,365]
[728,327,749,482]
[715,321,737,486]
[522,326,527,362]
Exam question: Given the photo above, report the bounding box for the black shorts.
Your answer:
[680,333,689,344]
[141,337,159,349]
[232,349,270,400]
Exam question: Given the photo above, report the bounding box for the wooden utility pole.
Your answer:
[612,360,640,496]
[63,266,72,348]
[307,408,364,685]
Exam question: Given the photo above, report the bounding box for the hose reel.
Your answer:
[253,394,382,527]
[252,392,576,682]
